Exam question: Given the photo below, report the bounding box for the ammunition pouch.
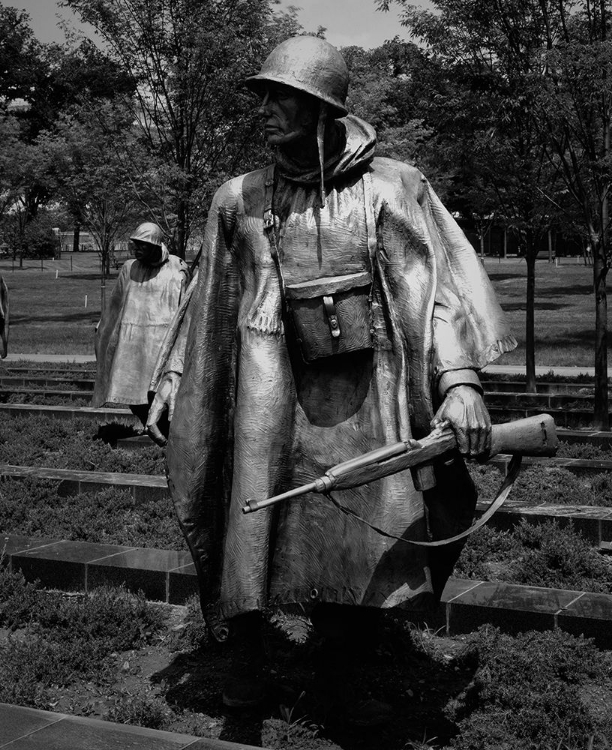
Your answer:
[285,271,373,362]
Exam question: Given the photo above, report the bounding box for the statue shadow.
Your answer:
[150,610,476,750]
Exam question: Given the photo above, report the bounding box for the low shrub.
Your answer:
[456,520,612,593]
[0,415,165,474]
[0,564,40,629]
[558,441,612,460]
[0,566,167,709]
[0,479,185,550]
[469,463,612,507]
[448,626,612,750]
[105,693,173,730]
[510,520,612,592]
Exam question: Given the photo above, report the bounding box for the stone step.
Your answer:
[0,464,167,502]
[474,496,612,546]
[0,403,137,423]
[2,462,612,545]
[3,531,612,649]
[486,391,595,408]
[482,380,601,395]
[489,454,612,473]
[0,374,95,389]
[488,405,609,430]
[0,388,93,402]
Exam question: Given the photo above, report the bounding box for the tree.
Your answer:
[0,5,44,104]
[61,0,304,257]
[377,0,577,395]
[531,2,612,428]
[38,103,141,310]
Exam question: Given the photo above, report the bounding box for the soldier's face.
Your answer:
[133,240,160,263]
[258,84,319,148]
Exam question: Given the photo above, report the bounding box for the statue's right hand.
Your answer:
[146,371,181,447]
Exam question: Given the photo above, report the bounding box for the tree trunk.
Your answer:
[525,239,537,393]
[73,225,80,254]
[593,243,609,429]
[176,199,188,260]
[548,231,553,263]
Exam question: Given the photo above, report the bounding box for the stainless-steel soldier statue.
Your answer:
[93,222,189,428]
[148,36,517,712]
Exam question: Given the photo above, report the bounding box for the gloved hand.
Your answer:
[432,384,491,458]
[146,371,181,447]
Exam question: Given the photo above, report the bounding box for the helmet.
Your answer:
[245,36,349,117]
[130,222,164,248]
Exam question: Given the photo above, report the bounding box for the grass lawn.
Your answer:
[0,252,605,367]
[0,254,116,355]
[484,256,599,368]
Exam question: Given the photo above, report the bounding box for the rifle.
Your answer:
[242,415,558,520]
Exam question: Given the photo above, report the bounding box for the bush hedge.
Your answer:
[0,566,166,709]
[0,415,164,474]
[0,478,185,550]
[456,519,612,593]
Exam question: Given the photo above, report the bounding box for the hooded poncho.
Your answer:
[164,116,516,638]
[93,246,189,407]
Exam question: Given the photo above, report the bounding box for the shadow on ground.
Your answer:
[152,611,474,750]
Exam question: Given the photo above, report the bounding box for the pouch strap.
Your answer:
[262,164,287,302]
[362,171,377,267]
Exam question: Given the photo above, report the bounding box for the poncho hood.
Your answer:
[275,114,377,185]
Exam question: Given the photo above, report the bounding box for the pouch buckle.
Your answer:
[323,295,341,338]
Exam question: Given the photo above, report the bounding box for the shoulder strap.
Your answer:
[362,171,377,267]
[323,454,522,547]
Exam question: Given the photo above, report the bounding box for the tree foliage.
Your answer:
[381,0,612,422]
[38,102,141,296]
[60,0,304,256]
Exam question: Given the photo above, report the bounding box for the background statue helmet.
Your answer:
[245,36,349,117]
[130,222,164,248]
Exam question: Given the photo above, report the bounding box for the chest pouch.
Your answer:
[285,271,373,362]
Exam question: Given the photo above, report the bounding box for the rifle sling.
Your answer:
[322,454,522,547]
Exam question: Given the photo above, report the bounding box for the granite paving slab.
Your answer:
[446,581,581,635]
[557,591,612,647]
[11,540,136,592]
[6,533,612,644]
[87,547,194,602]
[0,703,263,749]
[0,464,168,501]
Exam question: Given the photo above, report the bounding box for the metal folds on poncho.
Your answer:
[163,116,517,639]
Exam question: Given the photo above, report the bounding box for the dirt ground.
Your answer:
[28,603,474,750]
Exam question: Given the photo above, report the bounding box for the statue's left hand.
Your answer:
[432,385,491,458]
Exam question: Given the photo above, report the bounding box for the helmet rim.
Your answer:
[245,36,349,118]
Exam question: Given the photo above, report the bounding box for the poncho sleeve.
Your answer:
[419,178,517,385]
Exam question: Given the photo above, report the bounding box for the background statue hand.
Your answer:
[432,385,491,457]
[146,371,181,447]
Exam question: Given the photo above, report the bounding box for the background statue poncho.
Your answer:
[160,38,517,641]
[93,222,189,423]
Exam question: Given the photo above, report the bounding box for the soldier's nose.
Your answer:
[258,92,271,116]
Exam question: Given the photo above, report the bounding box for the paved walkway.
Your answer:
[0,703,261,749]
[483,364,596,377]
[1,353,601,378]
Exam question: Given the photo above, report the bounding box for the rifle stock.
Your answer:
[242,414,558,514]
